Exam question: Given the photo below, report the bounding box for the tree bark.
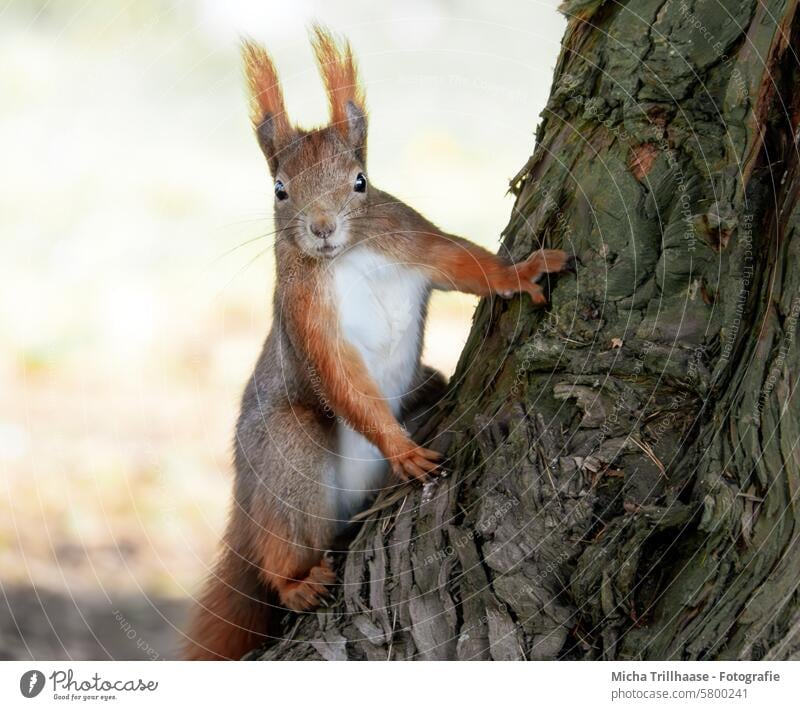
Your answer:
[257,0,800,660]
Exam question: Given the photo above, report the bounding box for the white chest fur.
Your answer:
[332,247,429,411]
[330,247,429,519]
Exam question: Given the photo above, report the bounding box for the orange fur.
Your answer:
[402,229,569,305]
[261,548,336,612]
[242,39,291,138]
[253,516,332,611]
[183,547,272,661]
[286,280,402,447]
[284,275,440,481]
[311,25,366,135]
[184,515,337,658]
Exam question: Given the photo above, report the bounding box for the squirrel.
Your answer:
[183,26,570,660]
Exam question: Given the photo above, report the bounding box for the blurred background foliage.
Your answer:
[0,0,563,658]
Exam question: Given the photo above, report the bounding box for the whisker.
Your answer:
[339,199,404,220]
[213,217,302,262]
[337,192,358,219]
[213,244,277,300]
[217,215,274,231]
[213,230,283,262]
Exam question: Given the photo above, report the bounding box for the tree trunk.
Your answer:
[257,0,800,661]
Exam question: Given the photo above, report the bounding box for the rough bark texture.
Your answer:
[256,0,800,660]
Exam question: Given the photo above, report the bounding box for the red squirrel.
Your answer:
[183,27,569,660]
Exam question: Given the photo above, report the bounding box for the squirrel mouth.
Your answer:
[317,243,339,256]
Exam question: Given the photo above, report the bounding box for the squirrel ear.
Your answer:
[345,100,367,163]
[254,114,283,175]
[242,39,292,174]
[310,25,368,162]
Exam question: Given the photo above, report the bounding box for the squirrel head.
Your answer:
[243,26,369,260]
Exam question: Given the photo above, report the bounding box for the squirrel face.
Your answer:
[243,27,369,260]
[271,128,368,259]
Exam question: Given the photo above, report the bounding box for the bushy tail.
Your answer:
[183,546,272,661]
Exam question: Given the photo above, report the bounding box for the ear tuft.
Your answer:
[310,25,368,159]
[242,38,292,172]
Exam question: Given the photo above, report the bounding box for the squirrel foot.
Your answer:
[277,557,336,611]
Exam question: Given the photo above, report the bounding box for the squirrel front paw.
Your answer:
[384,437,442,482]
[518,248,570,279]
[499,249,570,305]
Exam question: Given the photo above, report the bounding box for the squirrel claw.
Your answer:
[518,249,571,283]
[278,558,336,612]
[319,588,338,607]
[526,283,547,306]
[390,444,442,482]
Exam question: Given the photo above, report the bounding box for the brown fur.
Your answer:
[282,272,442,479]
[182,536,271,660]
[184,28,570,660]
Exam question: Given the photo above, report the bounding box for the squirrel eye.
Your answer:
[353,173,367,193]
[274,180,288,201]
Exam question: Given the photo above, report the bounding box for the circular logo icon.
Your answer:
[20,670,45,698]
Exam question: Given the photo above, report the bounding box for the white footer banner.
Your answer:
[0,661,795,709]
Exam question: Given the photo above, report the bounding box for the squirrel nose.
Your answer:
[309,220,336,240]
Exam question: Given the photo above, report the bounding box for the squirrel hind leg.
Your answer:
[273,557,336,611]
[400,364,448,435]
[257,533,336,612]
[245,403,341,612]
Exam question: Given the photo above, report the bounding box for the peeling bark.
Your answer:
[257,0,800,660]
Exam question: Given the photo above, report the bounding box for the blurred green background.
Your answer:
[0,0,564,658]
